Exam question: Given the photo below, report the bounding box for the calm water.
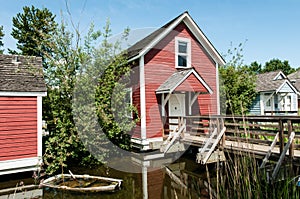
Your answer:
[0,153,214,199]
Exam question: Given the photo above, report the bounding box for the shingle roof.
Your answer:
[156,69,192,93]
[126,12,184,59]
[256,70,288,92]
[0,54,47,93]
[288,70,300,91]
[156,68,212,94]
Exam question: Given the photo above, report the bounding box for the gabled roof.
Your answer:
[156,68,212,94]
[127,11,225,66]
[0,55,47,93]
[256,70,298,93]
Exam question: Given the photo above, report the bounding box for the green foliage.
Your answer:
[10,5,57,65]
[0,25,4,54]
[42,19,86,174]
[220,43,257,115]
[248,59,296,75]
[263,58,295,75]
[247,61,262,74]
[93,21,138,150]
[217,153,300,199]
[42,17,135,174]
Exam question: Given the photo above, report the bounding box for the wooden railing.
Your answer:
[163,115,300,159]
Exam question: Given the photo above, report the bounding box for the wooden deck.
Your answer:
[163,115,300,162]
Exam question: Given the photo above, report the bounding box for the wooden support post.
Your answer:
[279,120,284,154]
[287,120,294,159]
[220,117,225,149]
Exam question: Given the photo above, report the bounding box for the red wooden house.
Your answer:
[0,55,47,175]
[127,12,225,150]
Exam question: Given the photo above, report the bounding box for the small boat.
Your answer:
[40,172,122,192]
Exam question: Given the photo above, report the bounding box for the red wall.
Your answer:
[143,22,218,138]
[0,96,37,161]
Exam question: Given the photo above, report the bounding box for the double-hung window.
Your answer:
[175,37,191,68]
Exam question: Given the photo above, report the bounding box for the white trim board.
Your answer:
[0,157,41,175]
[0,91,47,97]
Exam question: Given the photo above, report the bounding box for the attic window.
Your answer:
[175,37,191,68]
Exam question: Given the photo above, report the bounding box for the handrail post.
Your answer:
[287,120,294,159]
[279,120,284,154]
[221,117,225,149]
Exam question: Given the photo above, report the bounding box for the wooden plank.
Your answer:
[160,125,185,153]
[199,127,226,164]
[199,128,217,154]
[260,132,279,168]
[272,131,295,180]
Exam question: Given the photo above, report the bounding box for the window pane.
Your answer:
[178,42,187,53]
[178,55,187,67]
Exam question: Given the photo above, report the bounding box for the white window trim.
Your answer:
[279,93,293,111]
[175,37,191,68]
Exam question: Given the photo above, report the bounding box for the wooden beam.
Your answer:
[279,120,284,154]
[272,131,295,181]
[260,132,279,169]
[288,120,294,158]
[198,127,226,164]
[162,93,171,116]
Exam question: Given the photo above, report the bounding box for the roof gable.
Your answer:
[273,71,286,80]
[156,68,212,94]
[127,12,225,66]
[0,55,47,93]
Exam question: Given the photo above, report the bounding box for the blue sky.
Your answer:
[1,0,300,67]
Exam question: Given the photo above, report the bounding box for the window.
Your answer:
[175,37,191,68]
[279,94,292,111]
[125,87,133,118]
[264,93,272,108]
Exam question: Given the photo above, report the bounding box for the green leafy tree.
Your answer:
[10,5,57,64]
[220,44,257,115]
[94,22,137,150]
[0,25,4,54]
[247,61,262,74]
[262,59,295,75]
[43,18,136,174]
[42,19,86,174]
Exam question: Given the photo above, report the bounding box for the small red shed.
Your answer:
[0,55,47,175]
[127,12,225,150]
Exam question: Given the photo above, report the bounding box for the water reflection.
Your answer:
[0,153,214,199]
[42,153,212,199]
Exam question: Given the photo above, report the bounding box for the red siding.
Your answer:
[175,73,208,92]
[0,97,37,161]
[143,22,218,138]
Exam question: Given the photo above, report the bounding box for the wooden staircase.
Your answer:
[197,127,226,164]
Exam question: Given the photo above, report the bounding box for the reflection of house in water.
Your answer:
[132,155,216,199]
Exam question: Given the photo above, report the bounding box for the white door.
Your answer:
[169,94,185,131]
